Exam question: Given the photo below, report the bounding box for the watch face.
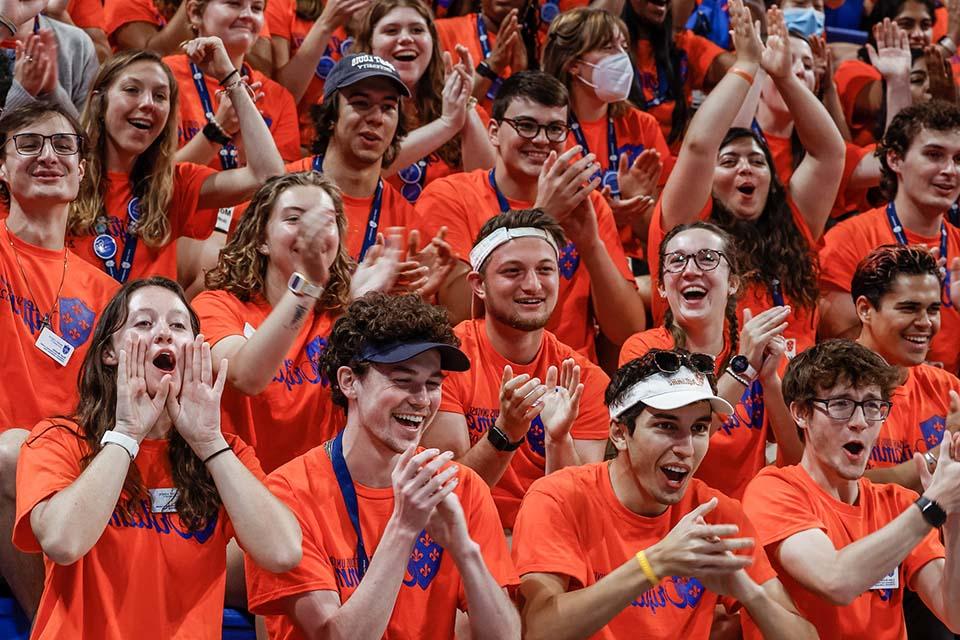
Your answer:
[731,355,749,374]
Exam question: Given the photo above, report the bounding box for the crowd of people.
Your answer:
[3,0,960,636]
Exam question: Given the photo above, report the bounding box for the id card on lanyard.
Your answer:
[93,196,141,284]
[568,112,622,197]
[886,201,953,308]
[312,154,384,261]
[190,61,239,170]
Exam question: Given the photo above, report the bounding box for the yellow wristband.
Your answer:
[635,550,661,585]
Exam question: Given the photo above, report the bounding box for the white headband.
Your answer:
[469,227,560,271]
[608,368,733,420]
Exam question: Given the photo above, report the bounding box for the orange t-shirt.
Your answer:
[435,13,511,111]
[66,0,106,31]
[193,289,344,474]
[164,55,302,166]
[634,30,725,145]
[834,59,882,147]
[619,327,770,499]
[819,206,960,374]
[14,420,262,640]
[438,318,610,528]
[104,0,270,47]
[66,163,217,282]
[513,463,776,639]
[246,445,519,640]
[0,225,117,432]
[647,199,820,364]
[742,464,944,640]
[868,363,960,468]
[415,168,634,360]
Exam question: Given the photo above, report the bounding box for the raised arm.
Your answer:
[661,0,762,230]
[112,2,192,55]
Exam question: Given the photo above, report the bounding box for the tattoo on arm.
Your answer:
[286,303,309,330]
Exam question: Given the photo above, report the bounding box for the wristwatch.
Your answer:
[487,425,524,452]
[915,495,947,528]
[475,60,501,82]
[101,430,139,461]
[288,272,324,299]
[729,355,759,382]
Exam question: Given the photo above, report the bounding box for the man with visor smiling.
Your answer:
[511,348,816,639]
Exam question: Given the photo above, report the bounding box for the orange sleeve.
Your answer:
[459,471,519,607]
[818,217,870,292]
[266,0,294,41]
[512,480,591,587]
[569,362,611,441]
[934,6,948,41]
[193,290,248,348]
[13,421,85,553]
[171,162,218,240]
[104,0,161,39]
[619,329,673,366]
[741,471,827,549]
[676,30,725,90]
[833,60,881,128]
[66,0,106,31]
[592,192,633,281]
[415,178,476,262]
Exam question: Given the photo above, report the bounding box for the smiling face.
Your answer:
[370,6,433,91]
[659,228,735,329]
[894,0,933,49]
[1,113,85,208]
[333,78,401,166]
[260,185,340,281]
[712,135,773,221]
[490,97,568,181]
[760,36,816,113]
[190,0,264,57]
[888,127,960,214]
[857,273,941,366]
[103,60,172,165]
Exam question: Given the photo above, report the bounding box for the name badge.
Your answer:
[149,488,180,513]
[243,322,256,339]
[870,567,899,590]
[784,338,796,360]
[35,327,74,366]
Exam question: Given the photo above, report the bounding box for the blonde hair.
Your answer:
[204,172,353,311]
[71,50,179,248]
[541,7,634,119]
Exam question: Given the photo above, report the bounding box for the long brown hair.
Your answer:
[66,277,221,532]
[71,51,179,249]
[204,172,353,310]
[658,221,743,372]
[353,0,462,168]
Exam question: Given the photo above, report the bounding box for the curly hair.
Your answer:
[0,103,88,205]
[204,172,353,310]
[71,51,179,249]
[710,128,820,313]
[877,100,960,200]
[851,244,942,308]
[354,0,463,169]
[658,221,743,372]
[310,86,409,166]
[61,277,222,532]
[321,292,460,410]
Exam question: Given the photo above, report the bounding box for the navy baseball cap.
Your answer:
[360,340,470,372]
[323,53,412,101]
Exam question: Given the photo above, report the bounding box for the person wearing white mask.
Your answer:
[542,7,674,273]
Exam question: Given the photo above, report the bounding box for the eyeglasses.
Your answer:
[662,249,727,273]
[649,349,715,376]
[8,133,82,156]
[500,118,570,142]
[811,397,892,422]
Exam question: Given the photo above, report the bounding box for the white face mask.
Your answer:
[577,51,635,103]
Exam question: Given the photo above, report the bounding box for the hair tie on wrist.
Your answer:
[219,68,240,87]
[729,67,755,85]
[203,445,232,465]
[636,550,662,584]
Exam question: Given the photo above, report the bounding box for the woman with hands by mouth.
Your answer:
[11,276,301,640]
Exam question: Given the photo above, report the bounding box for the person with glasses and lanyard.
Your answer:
[0,103,117,621]
[415,70,645,363]
[422,209,610,535]
[743,338,960,640]
[512,348,816,640]
[621,221,801,500]
[245,292,520,640]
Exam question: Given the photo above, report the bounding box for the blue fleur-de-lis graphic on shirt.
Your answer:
[559,242,580,280]
[527,415,546,456]
[59,297,96,348]
[920,415,947,449]
[403,530,444,590]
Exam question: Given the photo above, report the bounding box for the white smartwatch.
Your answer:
[101,430,139,460]
[288,272,324,299]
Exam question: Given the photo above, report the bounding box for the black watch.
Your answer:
[915,496,947,528]
[475,60,501,82]
[487,425,524,452]
[202,120,232,146]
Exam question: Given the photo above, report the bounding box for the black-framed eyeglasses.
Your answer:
[811,397,892,422]
[8,133,82,156]
[500,117,570,142]
[649,349,715,376]
[663,249,728,274]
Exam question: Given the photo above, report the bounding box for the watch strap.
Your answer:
[725,367,750,387]
[288,272,324,299]
[487,425,524,452]
[101,430,139,460]
[915,495,947,528]
[475,60,501,82]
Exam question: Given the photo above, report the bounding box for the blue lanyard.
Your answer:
[92,197,141,284]
[487,169,511,213]
[476,14,502,100]
[190,61,239,170]
[398,158,428,203]
[540,0,561,23]
[328,430,371,582]
[886,201,952,308]
[313,155,384,261]
[568,112,621,197]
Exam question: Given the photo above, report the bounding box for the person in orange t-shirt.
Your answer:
[818,101,960,375]
[13,277,302,640]
[416,71,645,362]
[0,104,118,620]
[58,0,110,61]
[742,339,960,640]
[622,221,801,500]
[196,172,411,473]
[66,46,284,286]
[513,347,816,640]
[423,209,610,530]
[246,292,520,640]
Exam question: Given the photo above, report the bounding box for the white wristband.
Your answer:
[101,430,139,460]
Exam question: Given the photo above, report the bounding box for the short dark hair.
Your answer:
[878,100,960,199]
[310,87,408,166]
[850,244,942,308]
[320,293,460,410]
[606,349,719,435]
[473,208,566,271]
[491,70,569,121]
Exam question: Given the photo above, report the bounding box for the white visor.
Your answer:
[608,367,734,420]
[469,227,560,271]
